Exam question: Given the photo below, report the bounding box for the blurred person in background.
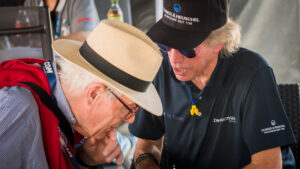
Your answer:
[24,0,99,42]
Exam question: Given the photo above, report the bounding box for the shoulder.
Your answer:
[219,48,276,98]
[0,86,39,130]
[0,86,47,168]
[230,47,270,71]
[223,48,272,82]
[0,85,37,107]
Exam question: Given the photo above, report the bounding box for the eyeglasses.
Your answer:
[109,90,139,120]
[158,43,196,58]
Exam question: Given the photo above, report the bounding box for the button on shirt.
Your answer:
[0,63,76,168]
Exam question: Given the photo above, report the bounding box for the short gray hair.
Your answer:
[205,18,241,57]
[55,58,120,99]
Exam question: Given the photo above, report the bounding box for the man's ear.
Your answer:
[84,82,106,106]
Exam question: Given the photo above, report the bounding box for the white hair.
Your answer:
[205,18,241,57]
[55,58,121,99]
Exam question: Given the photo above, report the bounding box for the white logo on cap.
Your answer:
[164,8,200,26]
[271,120,276,126]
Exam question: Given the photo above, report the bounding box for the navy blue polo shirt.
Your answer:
[129,48,296,169]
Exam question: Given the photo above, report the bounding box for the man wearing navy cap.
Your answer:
[129,0,297,168]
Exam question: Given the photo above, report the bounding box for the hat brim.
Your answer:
[147,19,211,50]
[52,39,163,116]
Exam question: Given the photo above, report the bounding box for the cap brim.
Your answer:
[147,19,210,49]
[52,39,163,116]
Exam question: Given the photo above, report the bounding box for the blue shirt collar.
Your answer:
[52,63,77,124]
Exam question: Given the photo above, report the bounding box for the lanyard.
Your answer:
[55,16,60,38]
[42,61,56,93]
[184,83,205,116]
[41,61,80,169]
[58,127,81,169]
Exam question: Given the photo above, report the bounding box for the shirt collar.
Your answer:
[52,63,77,124]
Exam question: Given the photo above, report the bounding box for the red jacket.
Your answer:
[0,59,82,169]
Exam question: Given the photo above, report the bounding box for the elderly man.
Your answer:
[0,20,162,169]
[129,0,296,169]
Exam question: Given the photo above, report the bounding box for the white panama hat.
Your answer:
[52,19,163,116]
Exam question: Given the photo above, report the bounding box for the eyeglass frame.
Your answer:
[109,90,139,120]
[158,43,196,58]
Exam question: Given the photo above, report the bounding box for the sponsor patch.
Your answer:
[165,112,184,121]
[213,116,236,123]
[261,120,286,134]
[77,17,93,24]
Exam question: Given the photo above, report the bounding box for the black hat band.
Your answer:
[79,41,150,92]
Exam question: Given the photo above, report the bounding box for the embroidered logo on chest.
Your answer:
[165,112,185,122]
[213,116,236,123]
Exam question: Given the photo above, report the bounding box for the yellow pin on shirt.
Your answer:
[190,105,199,116]
[185,83,202,117]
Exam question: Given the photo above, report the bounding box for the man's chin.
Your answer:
[175,74,191,82]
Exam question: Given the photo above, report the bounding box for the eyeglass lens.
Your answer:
[158,44,196,58]
[110,91,138,120]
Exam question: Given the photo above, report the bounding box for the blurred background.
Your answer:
[1,0,299,84]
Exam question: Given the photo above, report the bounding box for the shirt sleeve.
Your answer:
[70,0,100,32]
[129,108,165,140]
[242,66,296,155]
[0,86,49,169]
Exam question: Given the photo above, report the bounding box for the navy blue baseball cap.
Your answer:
[147,0,229,50]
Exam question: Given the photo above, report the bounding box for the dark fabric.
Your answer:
[147,20,210,50]
[0,0,25,6]
[129,48,296,169]
[50,10,57,32]
[147,0,229,49]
